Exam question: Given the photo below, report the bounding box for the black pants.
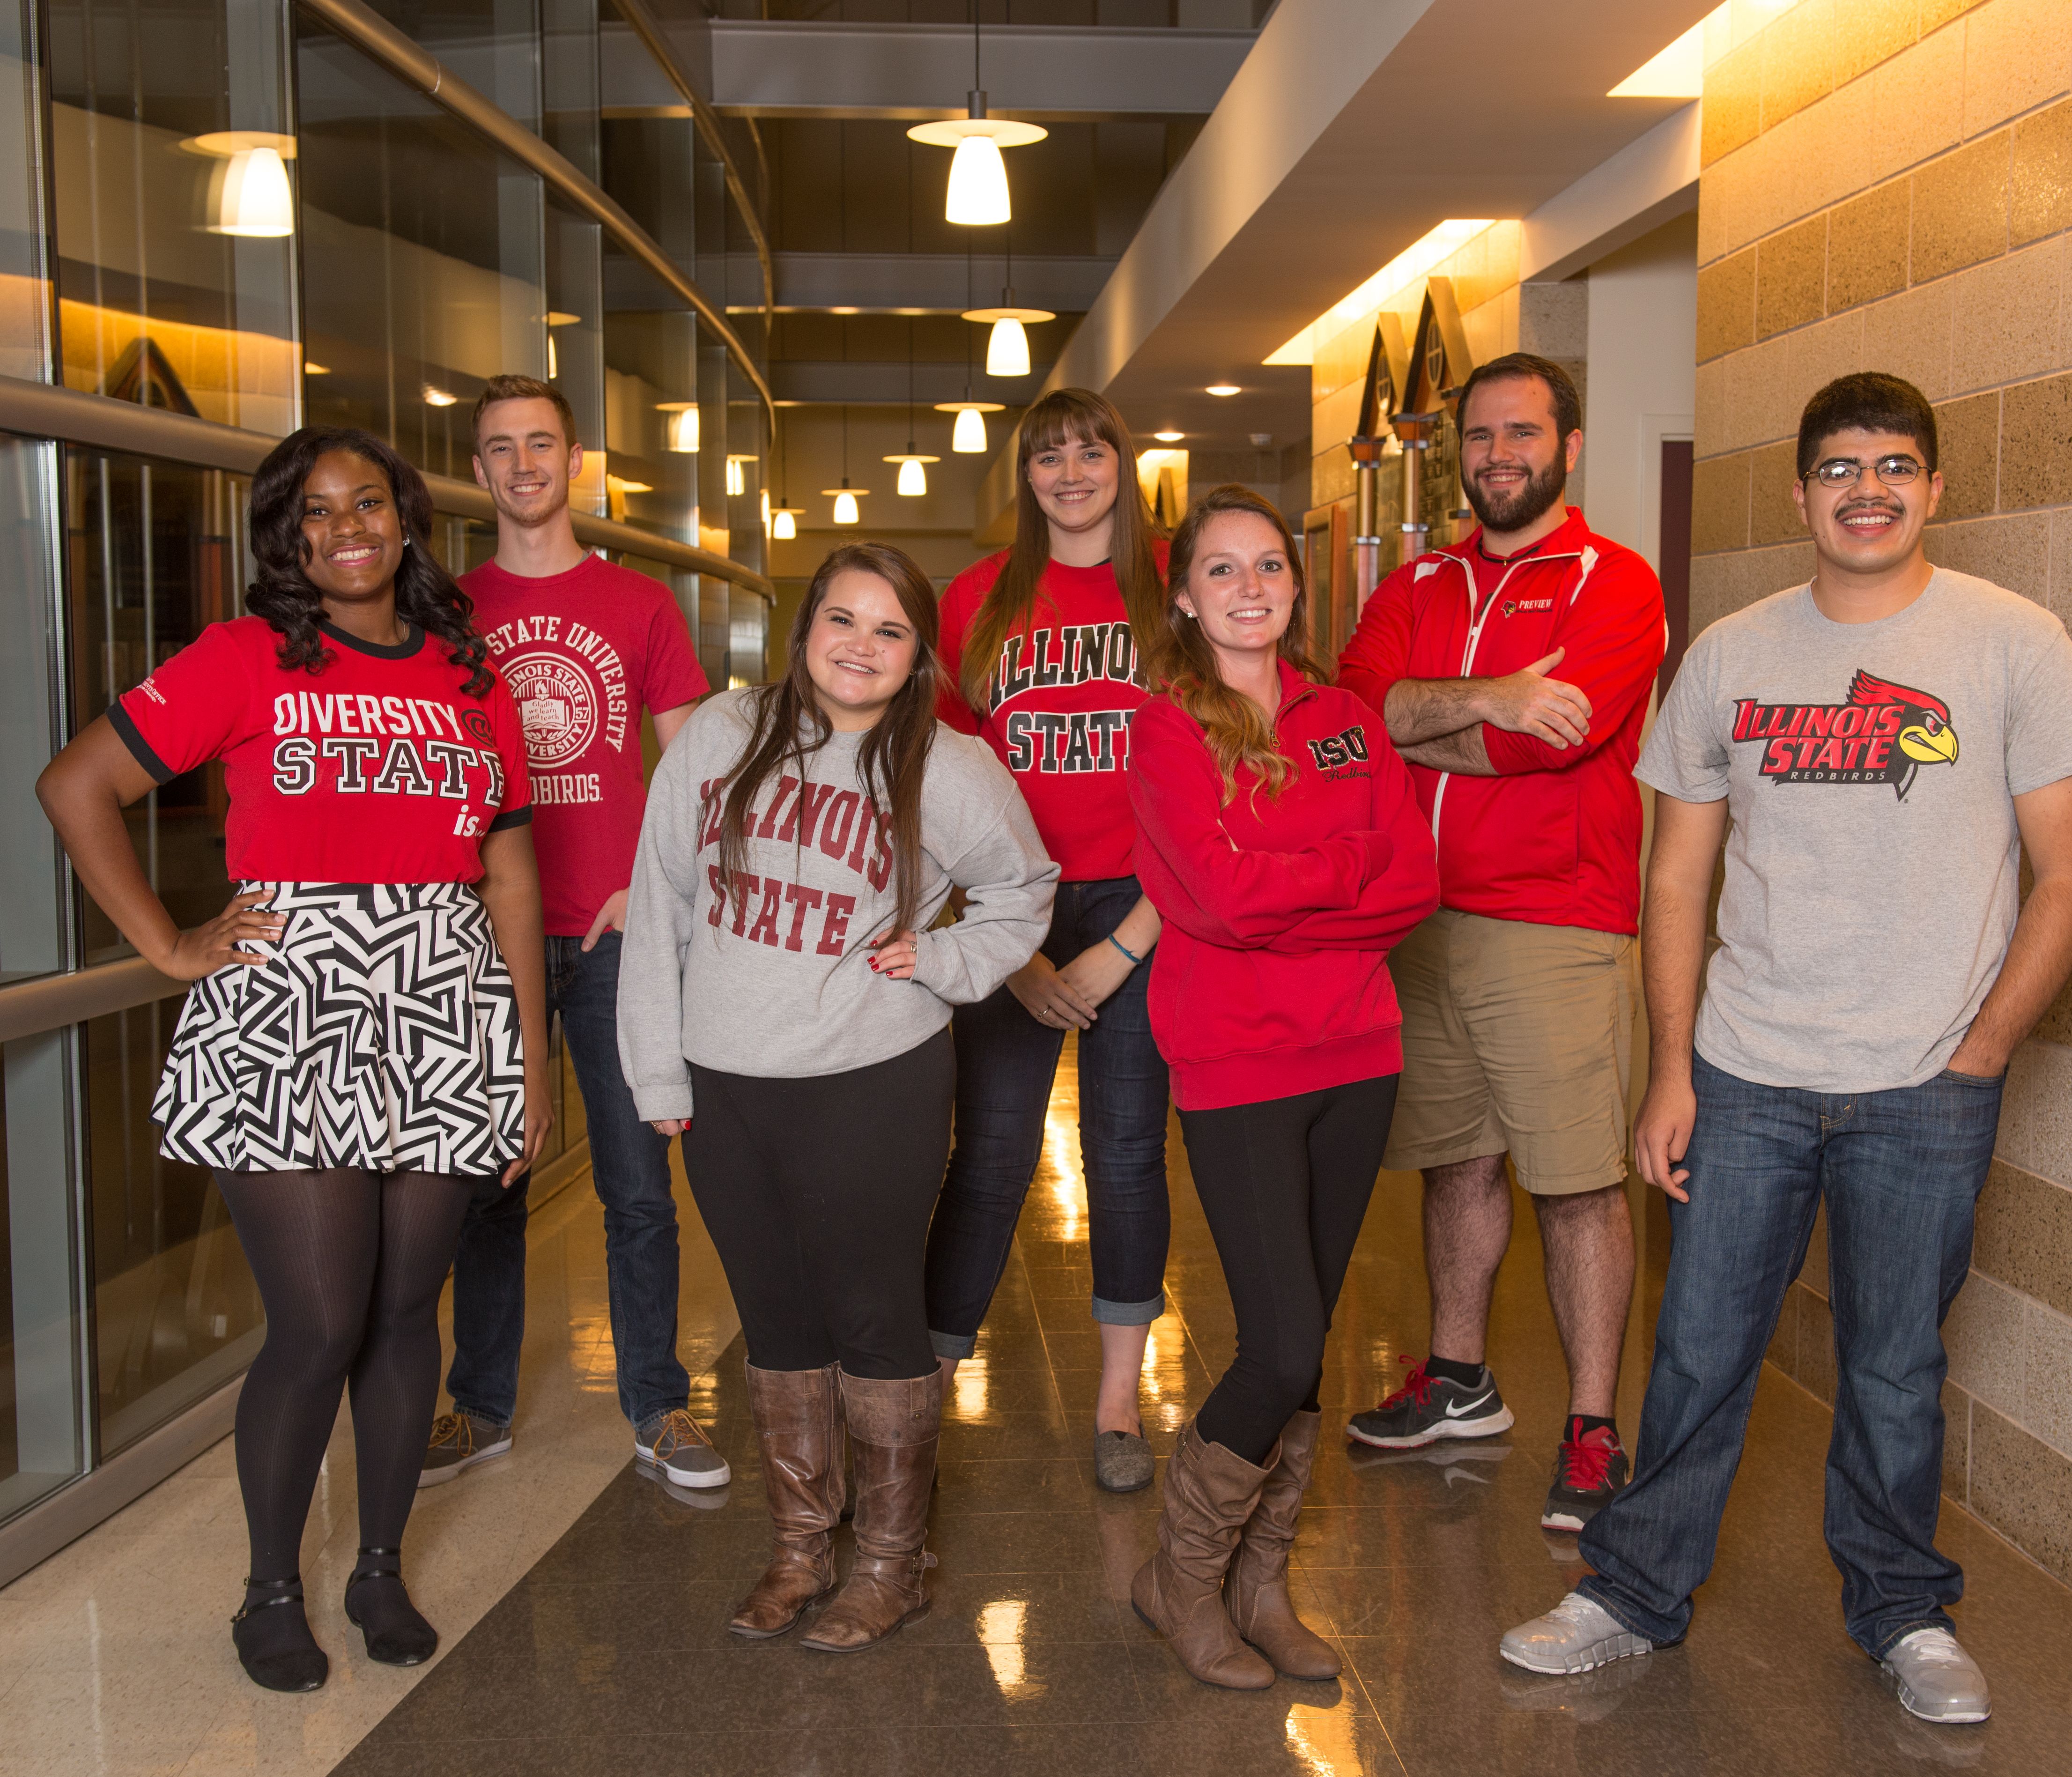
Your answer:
[1180,1074,1400,1466]
[684,1029,954,1380]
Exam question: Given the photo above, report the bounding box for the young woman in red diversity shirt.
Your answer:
[925,387,1172,1490]
[37,429,550,1696]
[1125,486,1439,1689]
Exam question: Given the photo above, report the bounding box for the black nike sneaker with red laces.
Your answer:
[1346,1355,1516,1449]
[1541,1418,1629,1531]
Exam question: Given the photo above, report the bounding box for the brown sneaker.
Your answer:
[634,1407,732,1489]
[417,1411,511,1488]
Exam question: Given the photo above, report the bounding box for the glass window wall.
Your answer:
[296,16,547,479]
[44,0,300,432]
[1,0,52,380]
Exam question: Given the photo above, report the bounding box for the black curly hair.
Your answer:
[246,426,493,698]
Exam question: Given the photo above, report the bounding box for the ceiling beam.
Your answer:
[600,21,1256,122]
[722,253,1115,316]
[771,362,1049,407]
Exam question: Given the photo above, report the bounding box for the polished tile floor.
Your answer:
[312,1042,2069,1777]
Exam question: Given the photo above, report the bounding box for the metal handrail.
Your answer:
[296,0,777,439]
[608,0,774,334]
[0,958,185,1045]
[0,377,775,601]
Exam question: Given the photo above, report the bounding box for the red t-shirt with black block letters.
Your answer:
[111,615,531,886]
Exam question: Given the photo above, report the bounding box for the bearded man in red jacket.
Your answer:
[1336,353,1665,1533]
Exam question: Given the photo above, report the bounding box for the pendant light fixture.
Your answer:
[885,323,940,496]
[934,251,1003,452]
[964,240,1052,379]
[657,401,698,454]
[185,132,298,237]
[726,454,757,498]
[822,407,868,525]
[770,423,802,540]
[906,4,1045,226]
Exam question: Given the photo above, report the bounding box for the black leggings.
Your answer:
[685,1029,954,1380]
[216,1168,474,1582]
[1180,1074,1399,1465]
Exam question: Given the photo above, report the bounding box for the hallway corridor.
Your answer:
[342,1045,2072,1775]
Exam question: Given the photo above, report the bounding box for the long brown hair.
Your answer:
[956,387,1166,714]
[1146,484,1322,805]
[714,543,943,936]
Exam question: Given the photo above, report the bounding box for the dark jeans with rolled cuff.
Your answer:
[923,874,1170,1361]
[1578,1051,2002,1660]
[444,933,689,1430]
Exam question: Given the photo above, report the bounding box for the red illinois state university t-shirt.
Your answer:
[110,616,532,884]
[936,551,1156,881]
[463,554,709,936]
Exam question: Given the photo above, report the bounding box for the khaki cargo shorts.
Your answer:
[1384,908,1637,1195]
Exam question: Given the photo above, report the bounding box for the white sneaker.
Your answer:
[1499,1591,1653,1674]
[1881,1627,1991,1724]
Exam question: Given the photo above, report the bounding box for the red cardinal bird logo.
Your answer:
[1731,670,1958,799]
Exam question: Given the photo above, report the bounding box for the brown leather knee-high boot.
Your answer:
[1130,1420,1277,1689]
[730,1362,845,1638]
[1226,1408,1339,1679]
[799,1369,941,1653]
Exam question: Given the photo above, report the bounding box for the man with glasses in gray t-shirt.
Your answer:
[1502,374,2072,1725]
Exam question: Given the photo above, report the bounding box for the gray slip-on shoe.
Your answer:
[1499,1592,1653,1675]
[1881,1627,1991,1724]
[417,1411,511,1488]
[1094,1429,1154,1493]
[635,1407,733,1489]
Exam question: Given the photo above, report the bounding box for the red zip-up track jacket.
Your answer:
[1336,508,1665,935]
[1128,663,1441,1112]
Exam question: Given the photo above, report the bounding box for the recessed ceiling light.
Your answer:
[1154,430,1184,443]
[1206,384,1240,398]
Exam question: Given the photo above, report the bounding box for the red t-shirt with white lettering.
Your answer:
[936,551,1157,881]
[111,616,531,884]
[463,554,709,936]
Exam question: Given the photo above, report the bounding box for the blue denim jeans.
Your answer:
[1579,1050,2001,1659]
[922,874,1171,1360]
[445,933,688,1429]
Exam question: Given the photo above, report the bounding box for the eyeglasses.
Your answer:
[1806,454,1925,489]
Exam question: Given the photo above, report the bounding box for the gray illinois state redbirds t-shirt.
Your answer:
[1638,569,2072,1093]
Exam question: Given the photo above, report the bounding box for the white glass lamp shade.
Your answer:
[985,317,1030,378]
[212,147,295,237]
[725,457,745,496]
[666,407,699,453]
[772,508,797,540]
[896,458,927,496]
[946,134,1011,226]
[952,407,988,453]
[761,489,771,528]
[833,490,860,525]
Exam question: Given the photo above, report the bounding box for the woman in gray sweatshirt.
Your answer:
[618,541,1057,1654]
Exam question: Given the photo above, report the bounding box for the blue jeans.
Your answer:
[1579,1051,2001,1659]
[445,933,688,1429]
[922,874,1171,1360]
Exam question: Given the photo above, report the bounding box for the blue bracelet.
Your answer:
[1107,933,1143,966]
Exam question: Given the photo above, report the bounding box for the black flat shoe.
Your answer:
[231,1576,328,1692]
[343,1547,439,1666]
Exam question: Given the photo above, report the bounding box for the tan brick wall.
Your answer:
[1697,0,2072,1580]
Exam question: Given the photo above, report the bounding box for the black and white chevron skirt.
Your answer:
[153,881,525,1176]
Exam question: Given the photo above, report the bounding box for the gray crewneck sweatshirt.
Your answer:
[618,688,1058,1119]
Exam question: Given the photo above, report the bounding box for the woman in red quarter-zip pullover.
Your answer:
[1125,485,1439,1690]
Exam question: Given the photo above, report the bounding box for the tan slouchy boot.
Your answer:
[1130,1420,1277,1689]
[1226,1408,1339,1679]
[799,1369,941,1652]
[730,1363,845,1637]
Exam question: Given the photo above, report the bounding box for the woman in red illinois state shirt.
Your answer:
[37,428,549,1696]
[1125,486,1438,1690]
[924,386,1171,1491]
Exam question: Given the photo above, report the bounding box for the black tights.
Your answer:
[685,1030,954,1380]
[1181,1075,1399,1465]
[215,1168,474,1581]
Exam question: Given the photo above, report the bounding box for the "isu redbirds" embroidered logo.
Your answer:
[1731,669,1958,799]
[1305,725,1371,773]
